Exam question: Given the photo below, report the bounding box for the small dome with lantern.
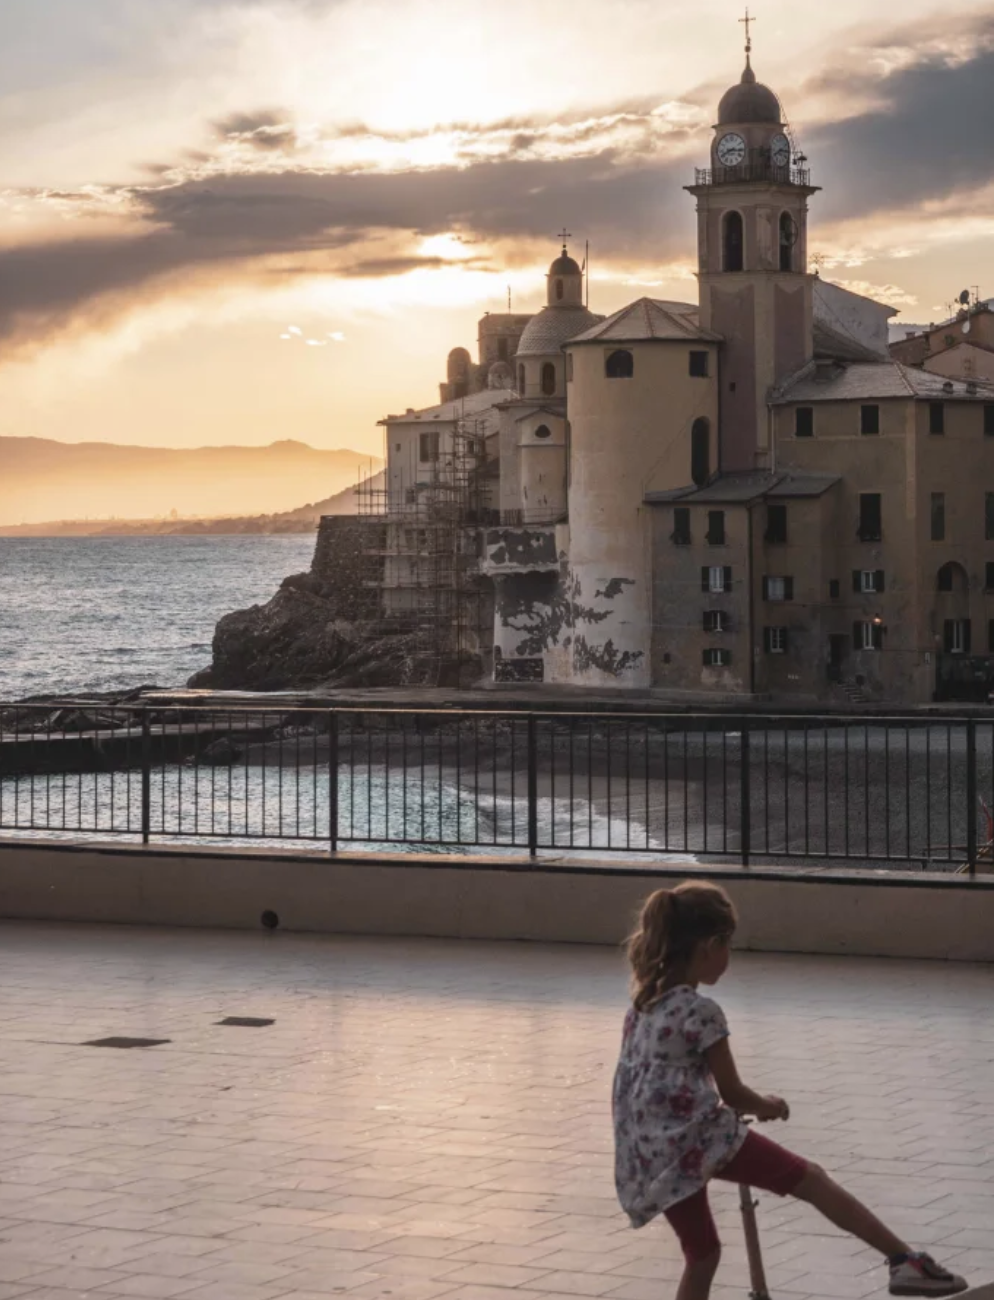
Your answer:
[515,240,603,359]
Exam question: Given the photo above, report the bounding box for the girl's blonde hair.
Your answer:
[626,881,737,1012]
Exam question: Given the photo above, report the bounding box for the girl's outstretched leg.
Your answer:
[792,1162,908,1256]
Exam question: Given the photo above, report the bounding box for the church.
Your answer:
[370,40,994,705]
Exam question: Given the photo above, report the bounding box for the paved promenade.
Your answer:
[0,922,991,1300]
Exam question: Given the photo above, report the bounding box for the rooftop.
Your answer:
[569,298,722,346]
[647,469,840,505]
[774,361,994,404]
[515,305,605,358]
[1,921,992,1300]
[379,387,509,428]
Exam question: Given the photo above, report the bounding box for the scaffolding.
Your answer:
[356,415,495,683]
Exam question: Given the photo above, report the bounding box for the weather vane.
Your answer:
[739,7,755,57]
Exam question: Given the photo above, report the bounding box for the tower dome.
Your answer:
[717,59,781,124]
[549,250,582,277]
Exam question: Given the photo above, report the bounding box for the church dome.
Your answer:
[549,251,581,276]
[718,63,781,124]
[515,305,604,358]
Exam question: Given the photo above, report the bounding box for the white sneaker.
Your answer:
[889,1254,967,1297]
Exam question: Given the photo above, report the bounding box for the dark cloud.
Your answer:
[213,108,299,152]
[338,255,486,278]
[808,42,994,221]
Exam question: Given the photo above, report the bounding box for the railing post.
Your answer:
[966,718,977,877]
[739,723,751,868]
[527,714,538,860]
[328,710,339,854]
[140,710,151,845]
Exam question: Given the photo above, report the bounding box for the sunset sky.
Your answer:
[1,0,992,462]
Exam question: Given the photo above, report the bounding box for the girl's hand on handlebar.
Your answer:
[753,1095,790,1122]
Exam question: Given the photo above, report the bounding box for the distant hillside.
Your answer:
[0,470,386,537]
[0,436,382,526]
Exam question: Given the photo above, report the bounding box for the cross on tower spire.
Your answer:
[739,6,755,65]
[556,227,572,252]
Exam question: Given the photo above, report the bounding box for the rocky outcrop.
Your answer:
[188,572,474,690]
[189,515,481,691]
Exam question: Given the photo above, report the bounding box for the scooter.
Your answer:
[738,1113,783,1300]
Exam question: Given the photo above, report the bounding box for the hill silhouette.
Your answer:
[0,436,381,527]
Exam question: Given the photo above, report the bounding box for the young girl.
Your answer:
[613,882,968,1300]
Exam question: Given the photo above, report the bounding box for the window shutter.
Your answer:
[723,566,732,591]
[872,623,884,650]
[702,649,710,666]
[763,627,771,653]
[782,628,790,653]
[784,577,794,601]
[701,567,709,593]
[987,562,994,590]
[852,570,861,593]
[853,622,862,651]
[702,611,711,632]
[963,620,972,654]
[943,620,954,653]
[720,649,731,667]
[989,620,994,653]
[875,570,885,593]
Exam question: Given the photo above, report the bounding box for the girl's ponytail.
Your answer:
[625,881,736,1012]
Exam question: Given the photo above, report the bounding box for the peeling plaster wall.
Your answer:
[563,341,719,688]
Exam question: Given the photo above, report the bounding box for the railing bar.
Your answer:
[783,725,789,856]
[864,722,870,861]
[844,724,850,858]
[946,724,953,866]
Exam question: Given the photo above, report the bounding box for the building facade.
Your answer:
[362,43,994,703]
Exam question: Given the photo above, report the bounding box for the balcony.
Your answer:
[694,163,812,187]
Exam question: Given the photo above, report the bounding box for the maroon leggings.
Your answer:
[664,1130,808,1263]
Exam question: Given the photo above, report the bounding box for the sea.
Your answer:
[0,535,316,701]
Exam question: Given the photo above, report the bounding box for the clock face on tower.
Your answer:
[716,132,746,167]
[770,133,790,167]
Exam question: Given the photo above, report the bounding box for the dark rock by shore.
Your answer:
[187,571,477,691]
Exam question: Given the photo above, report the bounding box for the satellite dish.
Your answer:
[963,319,972,335]
[958,289,971,305]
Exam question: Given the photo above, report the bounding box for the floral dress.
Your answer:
[612,985,748,1227]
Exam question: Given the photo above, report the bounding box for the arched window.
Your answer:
[605,349,634,379]
[937,561,968,593]
[517,364,526,394]
[534,424,552,439]
[555,278,564,301]
[541,362,556,396]
[723,211,744,272]
[779,212,795,272]
[691,419,710,487]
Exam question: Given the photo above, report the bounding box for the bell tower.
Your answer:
[687,15,819,471]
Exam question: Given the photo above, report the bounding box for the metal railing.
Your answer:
[1,703,991,873]
[693,165,811,188]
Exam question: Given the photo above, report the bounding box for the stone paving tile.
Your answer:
[1,921,992,1300]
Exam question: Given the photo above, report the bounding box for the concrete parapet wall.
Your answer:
[0,841,991,961]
